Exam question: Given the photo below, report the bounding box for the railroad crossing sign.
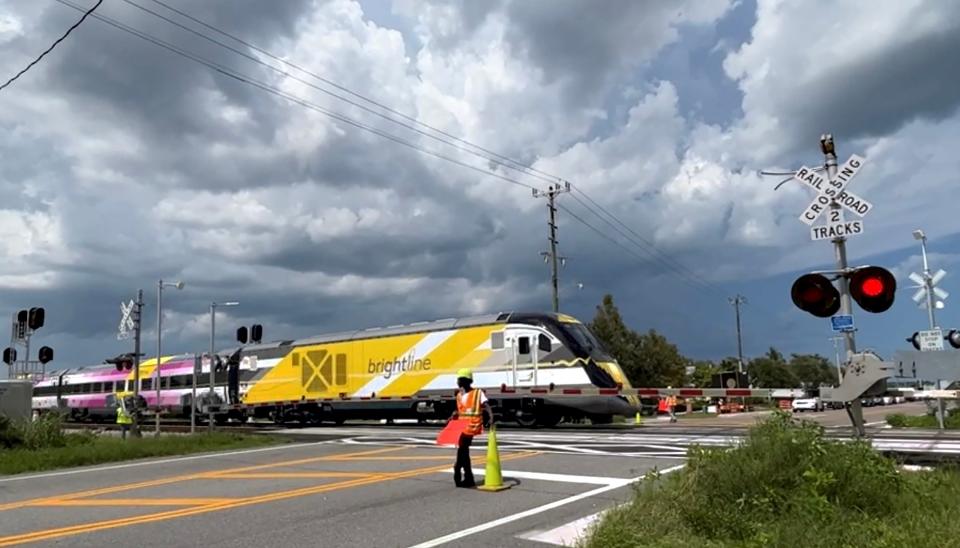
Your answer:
[118,299,135,340]
[831,314,855,333]
[918,329,944,352]
[795,154,874,239]
[910,270,949,309]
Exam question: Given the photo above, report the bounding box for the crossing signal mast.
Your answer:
[766,134,892,437]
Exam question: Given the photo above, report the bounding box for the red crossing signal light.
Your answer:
[849,266,896,313]
[791,273,841,317]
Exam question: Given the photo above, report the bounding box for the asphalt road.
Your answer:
[1,400,947,547]
[0,437,680,547]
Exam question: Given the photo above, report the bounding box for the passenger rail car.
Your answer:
[32,312,637,426]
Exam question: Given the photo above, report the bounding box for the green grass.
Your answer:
[580,411,960,547]
[0,413,281,475]
[887,412,960,429]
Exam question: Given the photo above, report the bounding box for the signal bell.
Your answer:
[791,273,841,318]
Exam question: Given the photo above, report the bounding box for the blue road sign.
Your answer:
[830,314,855,332]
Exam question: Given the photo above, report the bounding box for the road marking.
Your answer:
[439,469,631,486]
[323,455,454,461]
[0,440,333,484]
[0,445,405,512]
[0,451,539,546]
[209,472,374,480]
[519,510,604,546]
[30,498,236,507]
[407,464,685,548]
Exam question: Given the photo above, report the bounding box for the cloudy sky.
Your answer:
[2,0,959,376]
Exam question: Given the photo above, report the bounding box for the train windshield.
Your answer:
[564,323,613,361]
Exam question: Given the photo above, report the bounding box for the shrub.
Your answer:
[581,410,960,547]
[0,414,24,449]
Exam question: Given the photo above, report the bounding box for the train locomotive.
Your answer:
[31,312,638,426]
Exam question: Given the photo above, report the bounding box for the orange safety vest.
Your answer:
[457,388,484,437]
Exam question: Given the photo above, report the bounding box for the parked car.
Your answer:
[792,397,823,412]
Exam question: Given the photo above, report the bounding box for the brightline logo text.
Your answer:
[368,351,432,379]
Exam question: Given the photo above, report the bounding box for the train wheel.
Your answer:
[515,411,538,427]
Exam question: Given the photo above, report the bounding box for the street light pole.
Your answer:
[155,279,184,436]
[208,301,238,434]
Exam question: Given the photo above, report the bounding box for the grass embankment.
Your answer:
[0,414,280,475]
[581,411,960,547]
[887,411,960,429]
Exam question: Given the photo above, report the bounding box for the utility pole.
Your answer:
[533,182,571,313]
[132,289,144,438]
[728,295,746,384]
[820,135,866,437]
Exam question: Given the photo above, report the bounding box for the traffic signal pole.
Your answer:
[822,137,866,437]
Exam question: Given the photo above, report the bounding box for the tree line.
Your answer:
[587,294,838,389]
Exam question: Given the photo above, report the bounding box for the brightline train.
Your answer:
[31,312,638,426]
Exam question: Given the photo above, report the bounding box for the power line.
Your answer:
[120,0,560,189]
[567,191,715,293]
[53,0,539,193]
[558,202,731,331]
[55,0,782,332]
[0,0,104,92]
[142,0,561,185]
[568,186,719,292]
[114,0,727,301]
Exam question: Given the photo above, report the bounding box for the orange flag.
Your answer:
[436,419,470,446]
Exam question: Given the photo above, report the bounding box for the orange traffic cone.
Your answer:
[477,425,510,492]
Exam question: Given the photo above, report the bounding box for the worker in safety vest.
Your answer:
[447,368,494,488]
[116,391,134,439]
[667,393,678,423]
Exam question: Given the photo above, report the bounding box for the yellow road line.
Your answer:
[209,472,374,480]
[0,451,539,546]
[324,456,454,461]
[30,498,237,507]
[0,445,405,512]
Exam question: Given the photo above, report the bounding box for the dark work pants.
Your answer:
[454,433,474,486]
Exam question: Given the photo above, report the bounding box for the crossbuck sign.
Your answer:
[118,299,135,340]
[794,154,873,241]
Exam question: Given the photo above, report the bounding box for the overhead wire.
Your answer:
[121,0,726,301]
[54,0,778,335]
[52,0,539,192]
[118,0,561,189]
[0,0,104,92]
[557,202,732,331]
[142,0,562,185]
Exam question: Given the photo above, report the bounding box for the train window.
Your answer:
[490,332,504,350]
[143,379,152,391]
[538,334,552,352]
[104,382,113,392]
[82,384,91,394]
[518,337,530,355]
[93,383,103,393]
